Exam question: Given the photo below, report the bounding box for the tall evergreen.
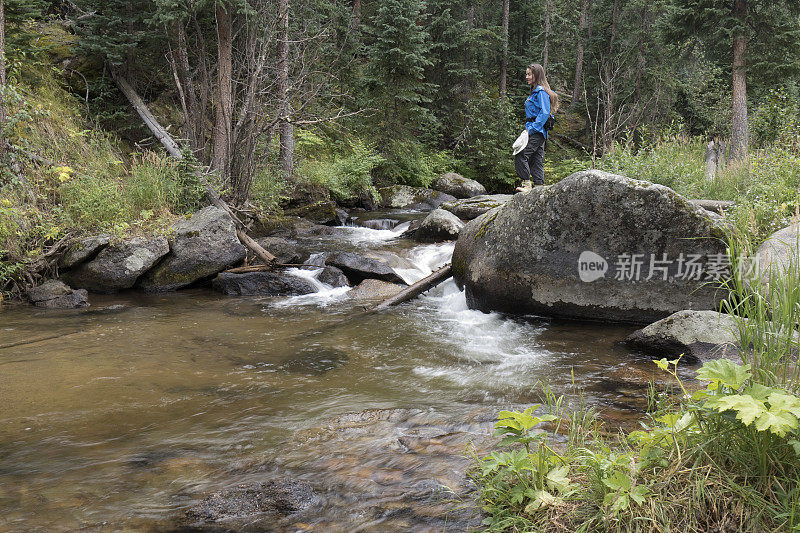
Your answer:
[665,0,800,160]
[364,0,435,138]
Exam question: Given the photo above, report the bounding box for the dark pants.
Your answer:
[514,132,546,185]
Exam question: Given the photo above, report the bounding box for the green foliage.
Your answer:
[126,152,205,215]
[297,138,384,202]
[373,140,453,188]
[751,87,800,149]
[453,91,516,188]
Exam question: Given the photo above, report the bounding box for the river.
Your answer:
[0,212,680,531]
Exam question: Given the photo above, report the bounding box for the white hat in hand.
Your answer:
[512,130,529,156]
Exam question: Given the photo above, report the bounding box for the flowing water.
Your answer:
[0,212,687,532]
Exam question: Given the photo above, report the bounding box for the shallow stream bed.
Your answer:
[0,216,689,531]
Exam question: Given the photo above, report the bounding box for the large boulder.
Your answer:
[62,236,169,293]
[377,185,456,211]
[625,310,741,364]
[414,208,464,242]
[325,252,405,285]
[432,172,487,199]
[452,171,728,323]
[211,271,317,296]
[58,235,110,269]
[755,223,800,279]
[138,207,247,291]
[27,280,89,309]
[440,194,513,220]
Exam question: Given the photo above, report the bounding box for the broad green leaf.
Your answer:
[692,388,713,401]
[545,465,571,492]
[706,394,766,425]
[609,493,630,514]
[602,471,631,492]
[531,414,558,426]
[673,412,697,433]
[630,485,649,505]
[525,490,560,513]
[654,358,669,371]
[696,359,751,390]
[510,483,527,505]
[657,413,681,428]
[767,392,800,418]
[789,439,800,456]
[744,383,773,401]
[754,410,798,437]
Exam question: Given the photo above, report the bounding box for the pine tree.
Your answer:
[665,0,800,161]
[364,0,435,138]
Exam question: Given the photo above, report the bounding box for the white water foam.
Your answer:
[327,222,412,245]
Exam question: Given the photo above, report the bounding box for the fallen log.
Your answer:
[374,263,452,310]
[226,263,324,274]
[110,69,276,267]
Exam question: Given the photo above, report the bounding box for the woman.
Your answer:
[514,63,559,189]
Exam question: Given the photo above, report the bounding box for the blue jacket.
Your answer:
[525,85,551,138]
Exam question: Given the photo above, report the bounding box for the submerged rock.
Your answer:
[432,172,487,199]
[452,170,728,323]
[27,280,89,309]
[440,194,513,220]
[138,207,247,291]
[326,252,405,285]
[377,185,456,211]
[347,279,405,300]
[211,271,317,296]
[185,479,319,525]
[62,236,169,293]
[625,310,741,364]
[58,235,110,269]
[414,208,464,242]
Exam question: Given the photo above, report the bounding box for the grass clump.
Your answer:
[473,230,800,531]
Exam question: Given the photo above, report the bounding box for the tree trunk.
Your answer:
[731,0,748,162]
[0,0,6,165]
[212,1,233,189]
[499,0,509,97]
[634,4,648,108]
[704,140,718,181]
[543,0,551,72]
[193,11,212,163]
[350,0,361,31]
[277,0,294,178]
[570,0,590,110]
[112,70,183,159]
[170,20,203,157]
[601,0,619,152]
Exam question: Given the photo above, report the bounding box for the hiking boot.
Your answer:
[515,180,532,192]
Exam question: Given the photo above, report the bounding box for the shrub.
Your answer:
[373,139,450,188]
[297,140,385,201]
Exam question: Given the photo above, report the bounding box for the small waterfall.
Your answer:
[359,219,400,231]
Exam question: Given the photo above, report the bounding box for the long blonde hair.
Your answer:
[528,63,559,113]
